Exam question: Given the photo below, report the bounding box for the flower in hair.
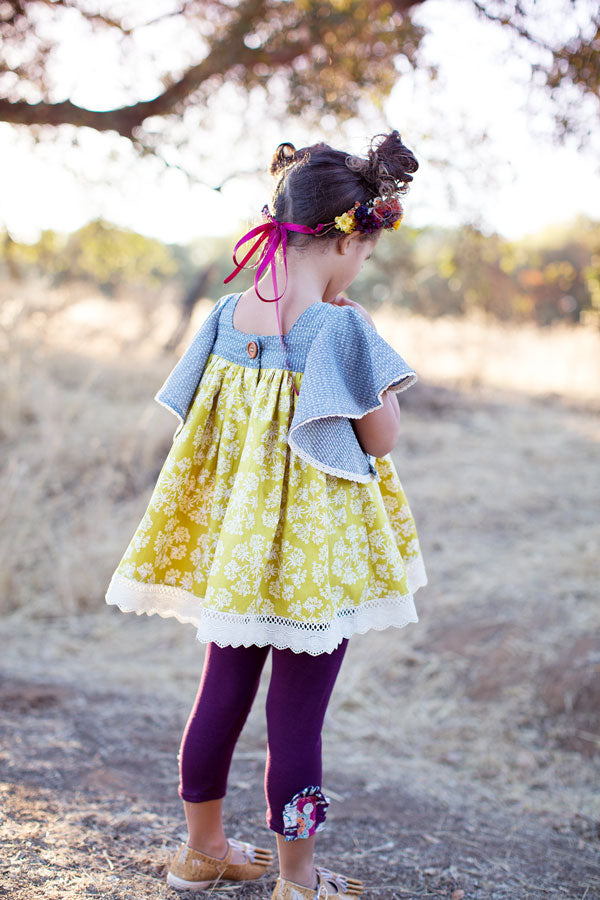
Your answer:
[353,202,380,234]
[333,195,403,235]
[372,196,403,226]
[334,211,356,234]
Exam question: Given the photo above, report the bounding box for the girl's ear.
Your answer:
[337,233,357,255]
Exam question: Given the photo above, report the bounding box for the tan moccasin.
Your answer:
[167,837,273,891]
[272,865,364,899]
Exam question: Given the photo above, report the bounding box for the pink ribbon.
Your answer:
[224,206,327,395]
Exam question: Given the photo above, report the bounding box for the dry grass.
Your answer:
[375,304,600,405]
[1,279,599,898]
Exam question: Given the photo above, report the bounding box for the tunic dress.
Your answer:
[104,292,427,654]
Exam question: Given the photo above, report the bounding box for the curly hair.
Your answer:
[268,130,418,246]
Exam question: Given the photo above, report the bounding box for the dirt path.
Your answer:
[1,669,598,900]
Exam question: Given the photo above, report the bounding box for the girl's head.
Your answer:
[268,130,419,252]
[223,130,418,311]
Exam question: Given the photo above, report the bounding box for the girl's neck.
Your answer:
[235,256,332,336]
[256,254,332,306]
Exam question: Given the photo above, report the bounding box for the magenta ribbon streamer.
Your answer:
[224,206,324,396]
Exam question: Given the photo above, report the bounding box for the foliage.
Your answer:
[0,0,429,148]
[0,0,597,163]
[2,215,598,326]
[353,214,600,327]
[1,220,179,294]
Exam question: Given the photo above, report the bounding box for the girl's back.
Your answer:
[105,289,426,654]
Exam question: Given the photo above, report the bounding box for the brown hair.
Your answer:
[268,130,418,247]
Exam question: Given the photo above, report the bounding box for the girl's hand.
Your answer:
[327,294,376,329]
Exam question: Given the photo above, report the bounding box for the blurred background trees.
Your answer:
[2,213,598,327]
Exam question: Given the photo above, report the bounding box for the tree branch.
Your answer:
[470,0,554,50]
[0,97,140,134]
[34,0,129,32]
[0,0,272,137]
[0,0,320,138]
[132,136,262,190]
[391,0,428,11]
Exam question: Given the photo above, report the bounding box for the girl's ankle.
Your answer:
[187,837,229,859]
[280,866,318,891]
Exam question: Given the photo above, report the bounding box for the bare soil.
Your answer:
[1,639,598,900]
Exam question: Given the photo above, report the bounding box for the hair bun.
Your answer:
[346,130,419,196]
[345,154,372,183]
[269,142,299,176]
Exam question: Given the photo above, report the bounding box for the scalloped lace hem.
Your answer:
[105,557,426,655]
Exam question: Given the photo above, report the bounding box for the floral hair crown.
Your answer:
[333,195,404,234]
[224,194,404,300]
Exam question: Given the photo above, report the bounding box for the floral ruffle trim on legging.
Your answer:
[282,786,330,841]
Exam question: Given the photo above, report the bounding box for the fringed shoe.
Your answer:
[272,866,364,899]
[166,837,273,891]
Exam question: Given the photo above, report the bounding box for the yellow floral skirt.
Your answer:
[105,354,427,654]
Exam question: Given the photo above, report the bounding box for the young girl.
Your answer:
[105,129,426,899]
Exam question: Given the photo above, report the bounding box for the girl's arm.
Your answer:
[353,388,401,458]
[328,294,402,458]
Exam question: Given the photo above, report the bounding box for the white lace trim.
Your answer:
[154,394,184,437]
[286,371,417,483]
[105,555,426,656]
[286,436,377,483]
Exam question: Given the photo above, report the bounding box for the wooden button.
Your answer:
[246,341,258,359]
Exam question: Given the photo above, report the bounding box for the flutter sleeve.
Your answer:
[153,293,230,436]
[287,305,417,482]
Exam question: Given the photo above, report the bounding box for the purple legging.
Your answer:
[178,640,348,835]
